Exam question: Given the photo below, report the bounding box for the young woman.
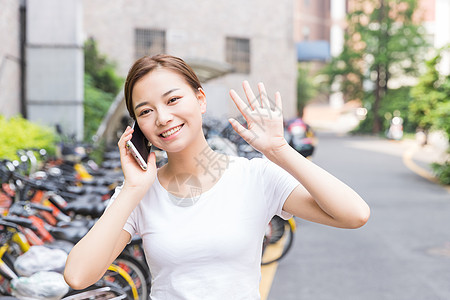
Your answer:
[64,54,370,299]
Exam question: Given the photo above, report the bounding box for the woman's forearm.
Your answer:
[64,185,145,289]
[265,144,370,228]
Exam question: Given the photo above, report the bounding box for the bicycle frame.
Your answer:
[0,244,18,280]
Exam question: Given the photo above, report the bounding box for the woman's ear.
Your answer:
[197,87,207,114]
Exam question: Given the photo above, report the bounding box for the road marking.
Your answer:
[259,236,286,300]
[260,262,279,300]
[403,145,450,193]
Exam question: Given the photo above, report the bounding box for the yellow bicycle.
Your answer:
[0,218,138,299]
[261,216,297,265]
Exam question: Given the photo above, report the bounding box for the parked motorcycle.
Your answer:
[284,118,316,158]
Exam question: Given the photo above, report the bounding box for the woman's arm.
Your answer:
[64,186,143,289]
[228,81,370,229]
[265,144,370,228]
[64,126,157,289]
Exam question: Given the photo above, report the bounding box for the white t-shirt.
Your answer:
[109,156,299,300]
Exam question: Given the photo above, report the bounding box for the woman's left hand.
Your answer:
[228,81,288,155]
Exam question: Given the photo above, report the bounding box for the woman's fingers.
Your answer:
[119,127,133,145]
[275,91,282,113]
[229,89,251,122]
[228,118,252,143]
[118,126,133,157]
[147,151,156,166]
[243,80,258,110]
[257,82,271,109]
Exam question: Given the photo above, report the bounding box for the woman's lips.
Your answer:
[160,124,184,139]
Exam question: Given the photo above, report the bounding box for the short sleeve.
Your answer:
[105,183,138,240]
[253,158,300,220]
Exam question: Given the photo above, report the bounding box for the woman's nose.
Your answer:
[155,108,173,126]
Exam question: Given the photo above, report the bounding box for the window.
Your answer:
[135,28,166,59]
[226,37,250,74]
[303,26,310,40]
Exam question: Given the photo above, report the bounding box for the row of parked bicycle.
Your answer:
[0,117,310,299]
[0,141,152,299]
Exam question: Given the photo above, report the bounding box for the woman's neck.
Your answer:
[161,136,225,179]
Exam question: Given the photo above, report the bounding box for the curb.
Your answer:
[402,144,450,193]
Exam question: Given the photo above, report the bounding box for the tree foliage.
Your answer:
[319,33,364,102]
[352,86,416,134]
[321,0,428,133]
[84,38,123,95]
[296,64,317,117]
[409,46,450,185]
[84,38,123,141]
[409,47,450,139]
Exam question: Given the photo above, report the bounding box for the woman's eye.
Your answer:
[139,109,152,116]
[168,97,180,104]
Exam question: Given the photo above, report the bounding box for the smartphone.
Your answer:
[126,121,151,170]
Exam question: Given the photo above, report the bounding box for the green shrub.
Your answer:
[0,115,56,161]
[352,87,418,135]
[431,161,450,185]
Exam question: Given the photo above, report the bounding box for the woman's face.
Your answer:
[131,68,206,153]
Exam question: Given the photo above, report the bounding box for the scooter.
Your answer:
[285,118,315,158]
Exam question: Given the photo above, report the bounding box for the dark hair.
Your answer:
[124,54,202,120]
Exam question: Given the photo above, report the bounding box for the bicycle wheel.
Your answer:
[101,264,138,300]
[63,284,127,300]
[115,254,151,300]
[261,218,295,265]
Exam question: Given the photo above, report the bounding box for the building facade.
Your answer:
[83,0,298,122]
[0,0,22,118]
[0,0,84,139]
[3,0,446,140]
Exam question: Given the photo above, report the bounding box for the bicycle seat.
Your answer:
[65,185,110,196]
[57,219,95,229]
[129,234,142,246]
[48,225,89,244]
[64,200,106,218]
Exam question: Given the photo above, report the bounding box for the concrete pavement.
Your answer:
[303,104,449,188]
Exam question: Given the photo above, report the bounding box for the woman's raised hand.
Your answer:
[118,126,157,193]
[228,81,288,155]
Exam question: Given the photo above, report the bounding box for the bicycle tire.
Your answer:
[261,221,294,265]
[101,264,138,300]
[63,284,127,300]
[115,254,151,300]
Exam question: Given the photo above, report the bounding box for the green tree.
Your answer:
[84,38,123,141]
[410,46,450,185]
[409,47,450,140]
[296,64,317,117]
[321,0,428,134]
[320,33,365,103]
[84,38,123,95]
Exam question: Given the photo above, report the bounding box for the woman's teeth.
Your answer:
[161,125,182,138]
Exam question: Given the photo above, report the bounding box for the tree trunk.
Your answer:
[373,65,382,134]
[372,0,386,134]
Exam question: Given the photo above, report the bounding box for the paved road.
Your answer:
[268,132,450,300]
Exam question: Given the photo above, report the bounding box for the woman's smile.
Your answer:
[160,124,184,140]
